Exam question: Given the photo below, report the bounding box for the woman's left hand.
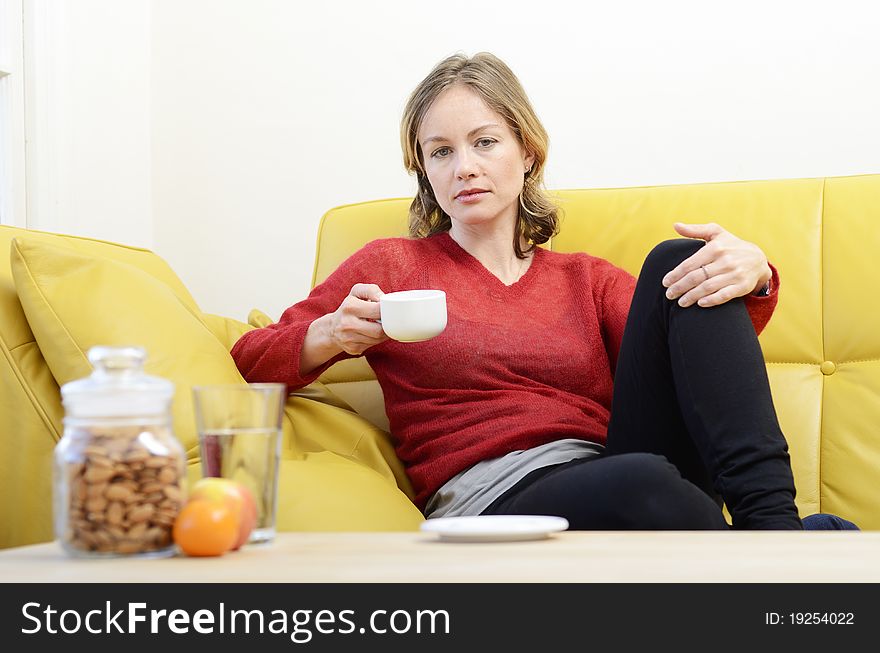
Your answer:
[661,222,772,308]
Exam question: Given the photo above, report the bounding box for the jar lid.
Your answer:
[61,346,175,418]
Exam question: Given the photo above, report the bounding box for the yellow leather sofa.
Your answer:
[2,173,877,549]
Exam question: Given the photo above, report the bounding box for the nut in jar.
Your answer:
[60,425,184,555]
[55,346,186,559]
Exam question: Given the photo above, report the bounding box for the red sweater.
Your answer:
[231,232,778,509]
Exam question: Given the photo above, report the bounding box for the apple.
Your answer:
[189,477,258,550]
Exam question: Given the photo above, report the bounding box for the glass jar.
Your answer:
[54,346,185,558]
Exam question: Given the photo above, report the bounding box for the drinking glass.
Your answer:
[192,383,285,544]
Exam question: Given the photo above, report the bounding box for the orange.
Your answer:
[172,499,238,557]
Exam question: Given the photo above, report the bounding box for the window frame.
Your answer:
[0,0,27,227]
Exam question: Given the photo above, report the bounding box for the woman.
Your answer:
[232,52,854,530]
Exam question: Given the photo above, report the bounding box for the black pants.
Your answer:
[482,239,803,530]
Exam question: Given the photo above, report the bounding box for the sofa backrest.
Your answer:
[311,174,880,528]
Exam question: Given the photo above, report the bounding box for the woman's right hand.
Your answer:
[325,283,389,356]
[300,284,389,377]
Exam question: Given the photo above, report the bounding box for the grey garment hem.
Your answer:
[424,438,604,519]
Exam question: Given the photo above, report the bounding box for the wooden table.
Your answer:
[2,531,878,582]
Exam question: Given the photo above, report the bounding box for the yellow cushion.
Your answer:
[283,395,416,501]
[10,237,423,532]
[247,308,275,329]
[10,237,248,458]
[201,312,255,351]
[0,225,207,549]
[275,452,423,531]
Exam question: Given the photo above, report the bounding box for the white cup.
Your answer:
[379,290,447,342]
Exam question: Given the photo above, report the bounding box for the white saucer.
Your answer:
[420,515,569,543]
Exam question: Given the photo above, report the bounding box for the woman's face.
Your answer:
[418,85,534,232]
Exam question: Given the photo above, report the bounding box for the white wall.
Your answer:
[23,0,880,321]
[24,0,151,246]
[151,0,880,321]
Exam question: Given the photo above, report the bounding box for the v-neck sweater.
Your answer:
[231,232,778,510]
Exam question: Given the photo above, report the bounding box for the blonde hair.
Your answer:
[400,52,558,258]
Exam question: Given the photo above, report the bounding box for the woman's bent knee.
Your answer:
[641,239,704,279]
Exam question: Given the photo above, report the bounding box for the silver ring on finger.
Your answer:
[700,264,710,281]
